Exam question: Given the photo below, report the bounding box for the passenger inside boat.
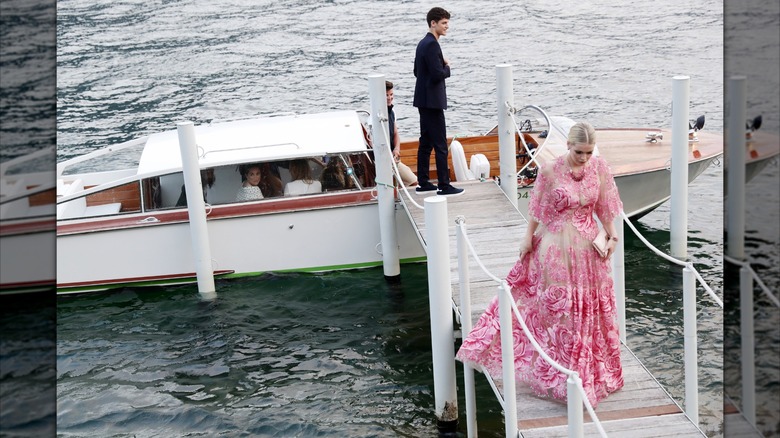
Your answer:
[234,164,265,202]
[283,159,323,196]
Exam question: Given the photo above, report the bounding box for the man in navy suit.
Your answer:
[413,6,463,196]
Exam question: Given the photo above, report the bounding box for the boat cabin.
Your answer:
[56,111,378,222]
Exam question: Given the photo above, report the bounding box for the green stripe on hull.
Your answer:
[56,257,429,295]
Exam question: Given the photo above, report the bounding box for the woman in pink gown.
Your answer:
[456,121,624,408]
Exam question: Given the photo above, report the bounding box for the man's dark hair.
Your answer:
[385,80,394,91]
[426,7,450,25]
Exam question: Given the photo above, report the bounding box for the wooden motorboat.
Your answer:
[398,111,724,219]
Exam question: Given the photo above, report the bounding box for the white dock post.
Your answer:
[726,75,755,425]
[368,74,400,281]
[726,76,746,260]
[496,64,518,209]
[612,216,627,344]
[424,196,458,433]
[498,282,518,438]
[567,374,584,438]
[177,121,216,300]
[682,265,698,426]
[670,76,690,259]
[456,217,477,436]
[740,264,756,426]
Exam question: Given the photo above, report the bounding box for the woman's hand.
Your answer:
[519,235,533,258]
[605,237,618,259]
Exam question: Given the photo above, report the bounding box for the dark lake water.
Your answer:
[1,0,778,436]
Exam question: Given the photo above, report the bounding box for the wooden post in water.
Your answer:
[368,74,400,282]
[177,121,216,300]
[670,76,690,259]
[496,64,518,209]
[424,196,458,433]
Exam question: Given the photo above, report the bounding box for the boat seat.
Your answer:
[83,202,122,217]
[58,178,120,219]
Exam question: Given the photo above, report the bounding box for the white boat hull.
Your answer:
[57,200,424,294]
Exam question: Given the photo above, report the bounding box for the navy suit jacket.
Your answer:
[413,32,450,110]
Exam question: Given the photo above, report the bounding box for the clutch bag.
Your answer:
[592,228,609,258]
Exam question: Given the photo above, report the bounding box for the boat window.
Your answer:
[346,152,376,189]
[58,180,140,219]
[321,154,361,192]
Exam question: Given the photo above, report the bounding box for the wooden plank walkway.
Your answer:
[398,179,706,437]
[724,398,762,437]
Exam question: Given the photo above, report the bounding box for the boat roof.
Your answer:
[138,110,368,175]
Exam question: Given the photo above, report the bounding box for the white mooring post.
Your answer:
[368,74,400,281]
[456,218,477,436]
[612,216,627,344]
[740,264,756,426]
[670,76,690,259]
[682,265,698,426]
[496,64,518,209]
[726,76,747,260]
[177,121,216,300]
[567,374,584,438]
[498,283,518,438]
[424,196,458,433]
[726,75,756,425]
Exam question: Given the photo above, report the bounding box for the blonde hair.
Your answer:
[567,121,596,146]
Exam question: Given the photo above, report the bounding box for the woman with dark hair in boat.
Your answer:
[456,121,625,408]
[235,163,264,202]
[258,162,283,197]
[320,159,347,192]
[284,159,322,196]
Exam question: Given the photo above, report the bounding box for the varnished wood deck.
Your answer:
[398,179,706,437]
[399,128,724,183]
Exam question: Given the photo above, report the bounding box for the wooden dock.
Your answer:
[398,179,707,437]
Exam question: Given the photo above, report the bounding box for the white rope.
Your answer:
[458,222,607,437]
[508,104,544,176]
[620,211,723,308]
[376,118,424,210]
[724,255,780,308]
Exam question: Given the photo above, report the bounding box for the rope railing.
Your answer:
[376,118,425,210]
[620,210,723,308]
[456,218,608,437]
[723,255,780,308]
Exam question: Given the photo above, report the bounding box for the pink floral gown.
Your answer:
[456,155,624,408]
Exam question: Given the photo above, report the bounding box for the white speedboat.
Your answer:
[56,111,425,294]
[1,148,56,295]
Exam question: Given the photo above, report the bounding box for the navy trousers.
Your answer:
[417,107,450,188]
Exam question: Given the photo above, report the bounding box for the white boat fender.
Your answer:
[469,154,490,181]
[450,139,475,181]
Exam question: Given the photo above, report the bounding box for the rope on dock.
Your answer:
[457,218,609,438]
[376,118,424,210]
[723,255,780,308]
[620,211,723,308]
